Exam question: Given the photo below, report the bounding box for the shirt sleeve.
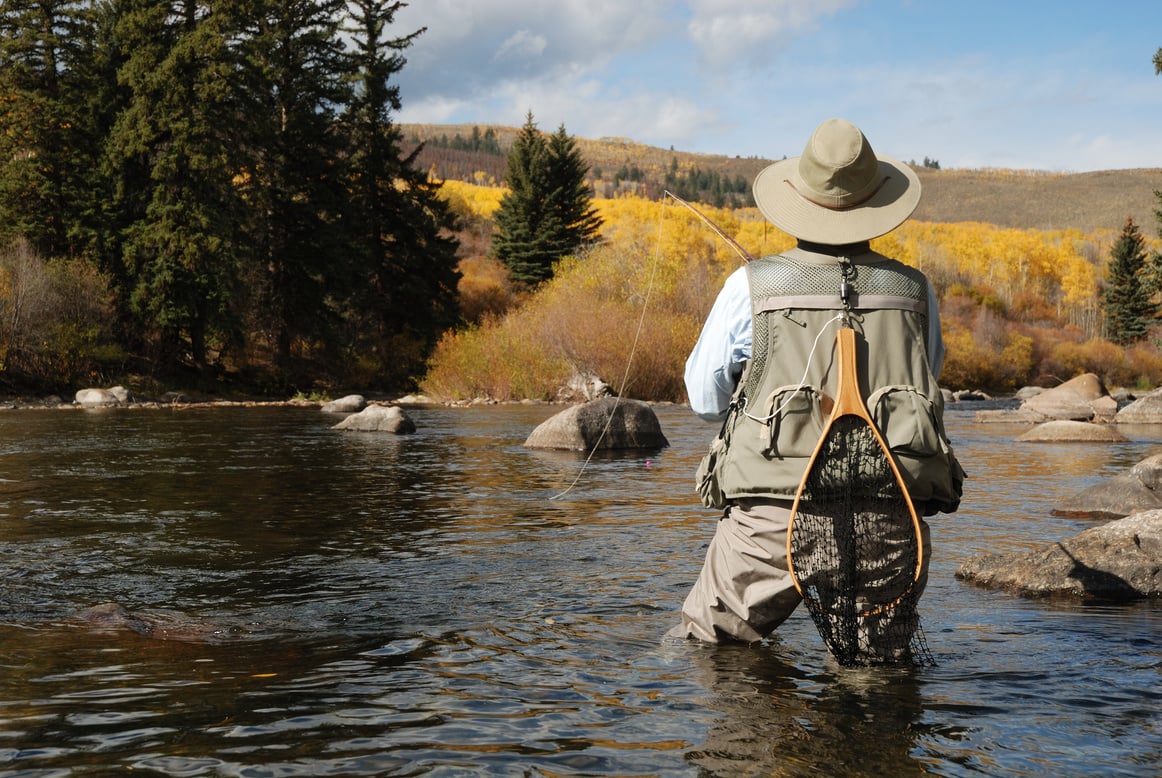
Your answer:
[927,282,946,380]
[684,267,753,421]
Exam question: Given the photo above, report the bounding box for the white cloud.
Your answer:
[686,0,856,68]
[388,1,1162,170]
[395,1,672,100]
[494,30,548,62]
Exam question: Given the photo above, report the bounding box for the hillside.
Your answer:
[911,168,1160,233]
[402,123,1162,235]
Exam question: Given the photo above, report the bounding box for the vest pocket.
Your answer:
[760,385,829,459]
[867,385,942,456]
[696,433,728,509]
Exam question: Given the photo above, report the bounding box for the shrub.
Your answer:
[0,238,119,387]
[940,325,1034,392]
[422,227,719,402]
[421,313,572,401]
[457,255,517,324]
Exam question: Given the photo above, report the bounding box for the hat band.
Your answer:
[784,175,892,211]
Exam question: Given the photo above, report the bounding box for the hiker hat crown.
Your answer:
[752,118,920,245]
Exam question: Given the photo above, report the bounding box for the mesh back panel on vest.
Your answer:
[745,256,929,401]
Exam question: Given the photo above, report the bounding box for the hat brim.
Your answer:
[752,155,920,245]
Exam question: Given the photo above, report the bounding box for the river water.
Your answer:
[0,401,1158,776]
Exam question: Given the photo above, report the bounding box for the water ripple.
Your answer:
[0,406,1156,775]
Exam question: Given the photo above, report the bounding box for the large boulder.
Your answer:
[1014,420,1128,443]
[1116,386,1162,423]
[524,397,668,451]
[977,373,1114,423]
[956,509,1162,600]
[1019,373,1116,422]
[1052,453,1162,519]
[331,404,415,434]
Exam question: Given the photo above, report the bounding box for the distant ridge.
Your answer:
[912,168,1161,234]
[402,123,1161,234]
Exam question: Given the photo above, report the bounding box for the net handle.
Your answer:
[786,326,925,600]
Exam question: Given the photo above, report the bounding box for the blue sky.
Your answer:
[392,1,1162,172]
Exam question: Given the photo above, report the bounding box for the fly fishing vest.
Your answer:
[705,247,964,515]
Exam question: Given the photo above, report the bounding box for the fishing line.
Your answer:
[549,195,669,501]
[550,193,755,500]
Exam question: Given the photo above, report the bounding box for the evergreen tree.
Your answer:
[492,113,600,286]
[104,0,246,371]
[1103,217,1156,345]
[492,112,555,286]
[0,0,101,259]
[342,0,460,387]
[231,0,352,377]
[545,124,602,256]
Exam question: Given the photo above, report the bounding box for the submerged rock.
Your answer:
[1014,420,1128,443]
[73,602,239,643]
[956,510,1162,600]
[524,396,668,451]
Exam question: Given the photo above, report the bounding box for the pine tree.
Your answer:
[492,113,600,286]
[0,0,101,259]
[105,0,246,370]
[545,124,602,256]
[1103,217,1156,345]
[342,0,460,387]
[492,112,555,286]
[231,0,352,376]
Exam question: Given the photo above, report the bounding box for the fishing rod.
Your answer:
[663,190,754,264]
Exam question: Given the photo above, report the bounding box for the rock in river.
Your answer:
[331,404,415,433]
[1116,386,1162,423]
[321,394,367,413]
[1014,420,1128,443]
[74,387,121,407]
[977,373,1116,423]
[1052,453,1162,520]
[956,510,1162,600]
[524,396,668,451]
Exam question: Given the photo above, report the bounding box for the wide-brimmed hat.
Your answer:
[752,118,920,245]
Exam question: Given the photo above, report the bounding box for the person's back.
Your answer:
[715,244,960,512]
[670,118,964,660]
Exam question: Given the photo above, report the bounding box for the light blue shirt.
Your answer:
[684,265,946,421]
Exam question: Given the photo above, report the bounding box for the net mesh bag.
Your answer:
[790,415,935,667]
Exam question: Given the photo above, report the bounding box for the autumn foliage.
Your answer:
[426,182,1162,402]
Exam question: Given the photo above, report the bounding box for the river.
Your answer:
[0,401,1158,776]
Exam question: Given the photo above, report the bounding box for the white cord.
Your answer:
[742,313,846,423]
